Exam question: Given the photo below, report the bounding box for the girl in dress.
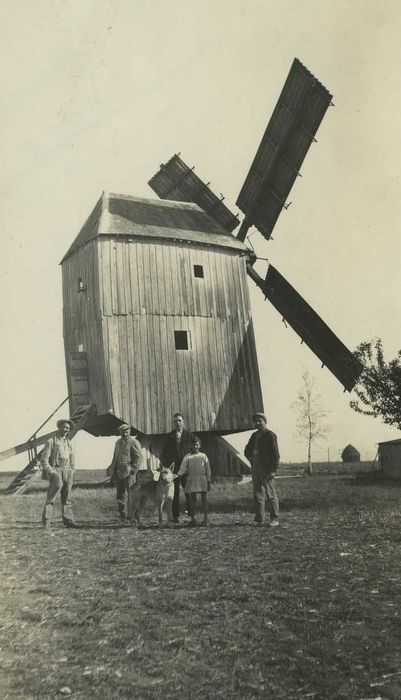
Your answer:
[178,435,211,527]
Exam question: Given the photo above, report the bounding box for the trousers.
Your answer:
[42,466,75,524]
[115,474,135,518]
[252,467,279,523]
[172,476,191,520]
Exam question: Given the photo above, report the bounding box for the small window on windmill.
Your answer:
[78,343,84,353]
[78,278,86,293]
[193,264,204,279]
[174,330,191,350]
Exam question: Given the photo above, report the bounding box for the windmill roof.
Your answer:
[378,437,401,446]
[61,192,248,262]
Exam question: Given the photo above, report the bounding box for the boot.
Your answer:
[63,517,79,529]
[42,504,53,529]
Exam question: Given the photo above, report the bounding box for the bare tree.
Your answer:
[292,372,329,475]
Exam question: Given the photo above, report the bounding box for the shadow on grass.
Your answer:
[209,499,251,514]
[209,497,335,514]
[0,524,45,531]
[126,521,255,531]
[347,472,401,487]
[0,521,127,531]
[73,481,113,490]
[67,520,128,530]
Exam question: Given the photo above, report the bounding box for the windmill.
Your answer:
[4,58,363,492]
[148,58,363,394]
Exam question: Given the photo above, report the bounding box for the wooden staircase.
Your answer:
[4,402,95,495]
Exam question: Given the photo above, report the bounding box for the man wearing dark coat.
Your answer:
[244,412,280,526]
[160,413,193,523]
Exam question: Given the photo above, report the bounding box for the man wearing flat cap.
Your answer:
[108,424,144,521]
[41,419,78,529]
[244,412,280,527]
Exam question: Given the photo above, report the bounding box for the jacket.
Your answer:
[160,429,194,473]
[109,436,144,480]
[41,435,74,476]
[244,429,280,474]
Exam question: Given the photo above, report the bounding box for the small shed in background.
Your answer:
[378,438,401,479]
[341,444,360,463]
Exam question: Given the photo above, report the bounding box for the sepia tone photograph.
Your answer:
[0,1,400,698]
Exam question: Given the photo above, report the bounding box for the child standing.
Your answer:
[178,436,211,526]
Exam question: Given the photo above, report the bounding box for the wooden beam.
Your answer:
[0,431,57,463]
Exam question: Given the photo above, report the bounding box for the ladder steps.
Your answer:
[6,404,95,495]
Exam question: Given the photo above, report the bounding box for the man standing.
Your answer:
[244,413,280,527]
[41,419,78,529]
[160,413,193,523]
[108,424,144,521]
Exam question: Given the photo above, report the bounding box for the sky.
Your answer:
[1,0,400,472]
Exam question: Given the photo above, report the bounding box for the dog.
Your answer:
[127,466,175,528]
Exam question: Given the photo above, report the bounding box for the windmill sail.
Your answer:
[259,265,363,391]
[148,154,239,233]
[237,58,332,240]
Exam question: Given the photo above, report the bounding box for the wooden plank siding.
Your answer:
[62,231,263,435]
[62,239,107,417]
[96,237,263,434]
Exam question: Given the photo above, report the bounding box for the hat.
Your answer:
[252,412,267,423]
[117,423,131,433]
[57,419,74,430]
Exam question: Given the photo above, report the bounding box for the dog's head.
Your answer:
[158,466,174,483]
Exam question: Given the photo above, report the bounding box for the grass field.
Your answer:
[0,466,400,699]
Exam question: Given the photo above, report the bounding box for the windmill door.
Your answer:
[68,352,90,413]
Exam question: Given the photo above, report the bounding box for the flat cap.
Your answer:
[117,423,131,433]
[252,412,267,423]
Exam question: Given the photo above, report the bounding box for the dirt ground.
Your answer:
[0,470,400,699]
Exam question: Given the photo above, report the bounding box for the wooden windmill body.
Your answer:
[61,194,263,474]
